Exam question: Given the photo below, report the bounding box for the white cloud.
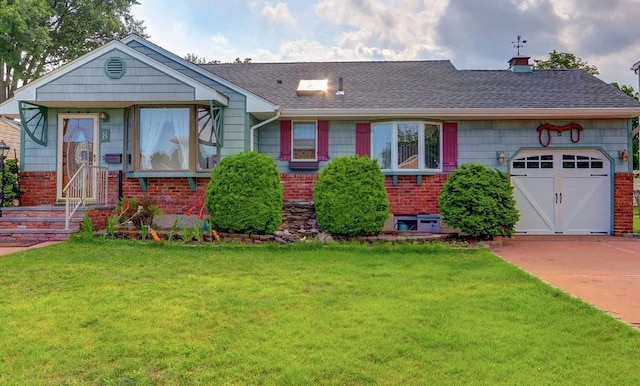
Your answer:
[262,2,295,23]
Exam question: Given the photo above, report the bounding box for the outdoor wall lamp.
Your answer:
[620,149,629,163]
[99,111,110,122]
[497,150,507,165]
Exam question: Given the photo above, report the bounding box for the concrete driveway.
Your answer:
[492,236,640,329]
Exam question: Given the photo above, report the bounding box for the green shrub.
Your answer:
[438,163,519,239]
[205,152,283,234]
[2,159,21,207]
[314,155,389,236]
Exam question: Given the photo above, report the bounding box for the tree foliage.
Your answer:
[184,53,220,65]
[533,50,599,75]
[438,164,519,239]
[314,155,389,237]
[0,0,146,103]
[612,82,640,170]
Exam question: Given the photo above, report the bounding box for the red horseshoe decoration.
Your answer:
[536,123,583,147]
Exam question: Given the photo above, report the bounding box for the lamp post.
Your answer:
[0,140,10,217]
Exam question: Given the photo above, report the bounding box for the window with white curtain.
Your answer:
[132,105,220,172]
[139,107,190,171]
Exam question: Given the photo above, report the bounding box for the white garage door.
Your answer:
[511,149,611,235]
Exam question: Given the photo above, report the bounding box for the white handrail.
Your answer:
[64,163,109,229]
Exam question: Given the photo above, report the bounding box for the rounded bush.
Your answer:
[438,163,519,239]
[205,152,283,234]
[314,155,390,236]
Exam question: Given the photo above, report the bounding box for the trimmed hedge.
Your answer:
[438,163,519,239]
[314,155,390,236]
[205,152,283,234]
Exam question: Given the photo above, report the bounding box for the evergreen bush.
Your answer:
[438,163,519,239]
[205,152,283,234]
[314,155,389,236]
[2,159,21,207]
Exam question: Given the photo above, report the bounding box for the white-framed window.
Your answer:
[292,121,317,161]
[131,105,220,172]
[371,121,441,171]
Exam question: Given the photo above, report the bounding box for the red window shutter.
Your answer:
[280,120,292,161]
[355,123,371,156]
[442,122,458,171]
[317,120,329,161]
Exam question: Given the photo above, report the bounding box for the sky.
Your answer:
[131,0,640,89]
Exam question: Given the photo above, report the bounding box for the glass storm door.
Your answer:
[57,114,99,200]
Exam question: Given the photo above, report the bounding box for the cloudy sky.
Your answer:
[132,0,640,88]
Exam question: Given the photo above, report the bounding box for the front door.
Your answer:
[57,114,99,200]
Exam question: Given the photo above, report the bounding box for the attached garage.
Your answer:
[511,149,611,235]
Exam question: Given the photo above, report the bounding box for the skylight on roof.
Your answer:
[296,79,328,95]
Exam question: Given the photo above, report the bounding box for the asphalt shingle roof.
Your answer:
[200,60,640,111]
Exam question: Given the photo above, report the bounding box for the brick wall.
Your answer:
[121,177,209,214]
[281,173,318,200]
[20,172,57,206]
[280,173,447,215]
[614,172,633,235]
[385,175,448,214]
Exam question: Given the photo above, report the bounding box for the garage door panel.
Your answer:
[560,176,610,234]
[513,176,555,234]
[511,149,611,235]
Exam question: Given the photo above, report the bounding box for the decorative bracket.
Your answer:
[18,101,48,146]
[537,123,583,147]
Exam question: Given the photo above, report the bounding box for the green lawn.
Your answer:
[1,239,639,385]
[635,206,640,234]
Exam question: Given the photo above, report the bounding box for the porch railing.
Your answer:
[64,163,109,229]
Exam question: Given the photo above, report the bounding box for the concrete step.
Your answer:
[0,228,78,242]
[0,217,81,230]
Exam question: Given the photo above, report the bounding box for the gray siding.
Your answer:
[458,119,630,173]
[259,118,631,174]
[258,120,357,173]
[37,50,195,102]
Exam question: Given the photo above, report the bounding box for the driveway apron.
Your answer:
[492,236,640,328]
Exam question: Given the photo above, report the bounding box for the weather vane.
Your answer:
[512,35,527,56]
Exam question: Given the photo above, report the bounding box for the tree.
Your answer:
[533,50,599,75]
[184,53,219,65]
[612,82,640,170]
[0,0,146,103]
[234,57,252,64]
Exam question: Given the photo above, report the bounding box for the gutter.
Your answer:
[249,106,281,152]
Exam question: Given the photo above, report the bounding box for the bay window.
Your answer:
[130,105,220,172]
[372,121,441,171]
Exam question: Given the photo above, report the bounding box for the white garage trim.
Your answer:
[510,148,613,235]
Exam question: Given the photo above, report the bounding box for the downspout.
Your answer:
[250,106,281,152]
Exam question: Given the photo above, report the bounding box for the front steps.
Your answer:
[0,205,88,242]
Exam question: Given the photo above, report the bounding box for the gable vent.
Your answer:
[104,57,126,79]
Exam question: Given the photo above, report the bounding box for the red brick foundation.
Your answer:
[280,173,447,215]
[384,175,449,214]
[614,172,633,236]
[18,171,634,235]
[20,172,57,206]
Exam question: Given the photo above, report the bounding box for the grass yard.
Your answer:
[1,239,639,385]
[634,206,640,234]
